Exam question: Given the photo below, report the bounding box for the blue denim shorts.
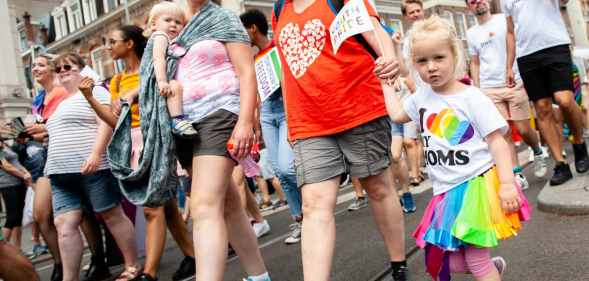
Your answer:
[389,120,419,139]
[50,169,121,216]
[24,148,47,182]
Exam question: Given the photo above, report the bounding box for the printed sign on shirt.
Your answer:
[329,0,374,54]
[255,47,283,102]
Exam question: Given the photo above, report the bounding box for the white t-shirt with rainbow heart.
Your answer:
[403,86,508,195]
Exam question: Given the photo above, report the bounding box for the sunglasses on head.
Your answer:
[468,0,482,5]
[55,64,73,74]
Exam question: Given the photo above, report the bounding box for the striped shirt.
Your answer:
[45,88,111,175]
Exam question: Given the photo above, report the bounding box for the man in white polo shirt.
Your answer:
[503,0,589,186]
[466,0,547,188]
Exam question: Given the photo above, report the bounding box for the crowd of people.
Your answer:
[0,0,586,281]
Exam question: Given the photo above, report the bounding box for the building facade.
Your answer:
[3,0,587,122]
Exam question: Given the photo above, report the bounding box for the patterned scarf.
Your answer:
[107,2,250,206]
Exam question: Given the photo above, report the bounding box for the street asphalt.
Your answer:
[32,148,589,281]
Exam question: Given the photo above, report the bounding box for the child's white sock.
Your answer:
[246,272,271,281]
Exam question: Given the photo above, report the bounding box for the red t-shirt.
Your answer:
[273,0,386,141]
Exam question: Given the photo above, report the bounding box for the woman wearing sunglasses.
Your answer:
[26,54,111,281]
[45,52,140,281]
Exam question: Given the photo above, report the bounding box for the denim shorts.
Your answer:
[50,169,121,216]
[390,120,419,139]
[24,148,47,182]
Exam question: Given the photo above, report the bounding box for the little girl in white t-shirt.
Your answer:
[144,1,197,138]
[384,15,531,281]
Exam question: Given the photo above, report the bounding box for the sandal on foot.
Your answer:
[409,177,420,186]
[116,265,142,281]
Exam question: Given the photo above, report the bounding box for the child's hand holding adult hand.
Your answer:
[374,57,400,85]
[159,81,172,97]
[499,183,521,214]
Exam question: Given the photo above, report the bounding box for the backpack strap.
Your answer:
[327,0,378,59]
[273,0,286,21]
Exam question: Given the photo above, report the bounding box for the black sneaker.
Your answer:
[550,162,573,186]
[172,256,196,281]
[573,143,589,173]
[391,266,410,281]
[83,258,111,281]
[50,263,62,281]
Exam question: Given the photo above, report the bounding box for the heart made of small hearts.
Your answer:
[279,19,327,79]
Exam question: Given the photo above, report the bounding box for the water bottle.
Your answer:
[227,140,261,177]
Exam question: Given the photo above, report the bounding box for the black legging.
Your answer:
[1,185,27,229]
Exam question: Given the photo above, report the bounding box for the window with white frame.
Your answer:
[467,15,477,28]
[453,13,467,39]
[18,27,29,52]
[440,10,454,25]
[52,7,69,39]
[103,0,119,13]
[91,46,115,80]
[82,0,98,24]
[66,0,84,31]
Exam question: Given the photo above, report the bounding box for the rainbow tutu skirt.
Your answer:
[412,167,531,280]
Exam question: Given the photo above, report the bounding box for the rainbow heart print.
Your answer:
[426,108,474,146]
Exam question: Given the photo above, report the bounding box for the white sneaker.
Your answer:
[530,147,550,162]
[533,153,548,178]
[347,196,368,211]
[252,220,270,238]
[584,129,589,139]
[340,174,351,187]
[542,146,549,157]
[284,222,301,244]
[492,256,506,276]
[515,173,529,190]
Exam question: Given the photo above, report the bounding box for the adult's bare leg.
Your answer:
[301,177,340,281]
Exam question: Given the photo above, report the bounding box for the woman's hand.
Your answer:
[26,123,48,142]
[79,77,95,98]
[230,119,255,160]
[499,183,521,214]
[22,171,33,186]
[81,153,101,175]
[25,123,46,136]
[112,99,122,117]
[375,57,400,84]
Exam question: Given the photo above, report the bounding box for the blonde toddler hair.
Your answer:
[405,15,466,79]
[144,1,186,37]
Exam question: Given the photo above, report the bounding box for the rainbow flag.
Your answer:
[254,47,282,102]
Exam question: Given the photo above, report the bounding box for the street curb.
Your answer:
[538,173,589,216]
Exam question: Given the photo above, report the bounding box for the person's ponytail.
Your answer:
[118,25,148,59]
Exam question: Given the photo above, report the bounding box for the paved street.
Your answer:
[31,150,589,281]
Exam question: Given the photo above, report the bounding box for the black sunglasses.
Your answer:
[55,64,73,74]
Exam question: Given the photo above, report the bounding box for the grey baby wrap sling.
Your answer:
[107,2,250,206]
